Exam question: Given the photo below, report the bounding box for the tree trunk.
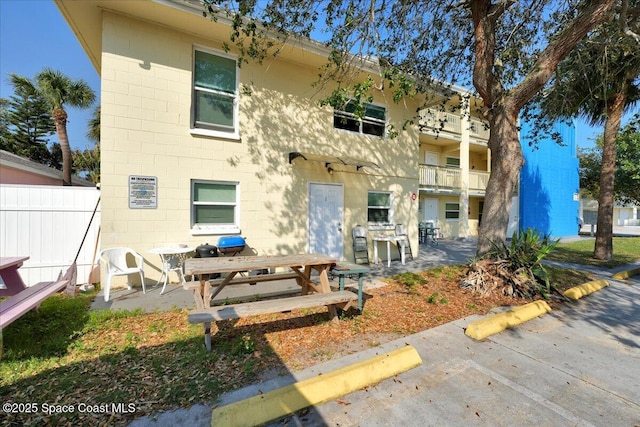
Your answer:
[593,84,627,260]
[52,107,72,186]
[477,105,523,255]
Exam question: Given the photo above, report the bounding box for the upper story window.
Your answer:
[445,157,460,168]
[191,180,240,235]
[334,100,386,137]
[192,48,239,139]
[367,191,394,227]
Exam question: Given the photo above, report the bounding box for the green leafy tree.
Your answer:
[535,2,640,260]
[615,118,640,205]
[580,119,640,205]
[578,147,603,199]
[0,98,13,152]
[2,74,57,164]
[203,0,617,255]
[9,69,96,186]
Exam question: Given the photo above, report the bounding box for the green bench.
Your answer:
[330,262,370,311]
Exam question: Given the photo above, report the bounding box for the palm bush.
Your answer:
[461,228,559,299]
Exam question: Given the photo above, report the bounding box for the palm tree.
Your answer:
[87,105,100,143]
[10,69,96,185]
[72,105,101,184]
[36,69,96,186]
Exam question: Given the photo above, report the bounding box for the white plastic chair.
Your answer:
[100,247,145,302]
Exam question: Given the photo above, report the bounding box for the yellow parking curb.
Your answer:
[612,266,640,280]
[211,345,423,427]
[563,279,610,300]
[465,301,552,341]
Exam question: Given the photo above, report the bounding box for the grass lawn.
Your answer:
[548,236,640,268]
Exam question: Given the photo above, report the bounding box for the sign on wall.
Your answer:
[129,175,157,209]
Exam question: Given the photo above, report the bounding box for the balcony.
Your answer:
[419,108,490,141]
[469,118,490,140]
[419,164,490,193]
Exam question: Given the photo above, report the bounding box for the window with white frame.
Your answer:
[367,191,393,225]
[192,48,238,137]
[334,100,386,137]
[445,157,460,168]
[445,202,460,219]
[191,180,239,233]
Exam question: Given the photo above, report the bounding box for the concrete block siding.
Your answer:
[98,12,419,285]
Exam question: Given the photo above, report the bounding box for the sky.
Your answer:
[0,0,632,152]
[0,0,100,151]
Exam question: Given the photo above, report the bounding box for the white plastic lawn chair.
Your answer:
[99,247,145,302]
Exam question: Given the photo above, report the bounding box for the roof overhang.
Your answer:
[288,152,380,172]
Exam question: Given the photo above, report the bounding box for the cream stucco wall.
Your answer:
[99,12,420,283]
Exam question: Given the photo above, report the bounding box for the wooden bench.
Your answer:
[189,290,357,351]
[0,279,70,329]
[182,272,299,291]
[330,262,370,311]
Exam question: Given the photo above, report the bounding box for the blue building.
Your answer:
[518,120,580,238]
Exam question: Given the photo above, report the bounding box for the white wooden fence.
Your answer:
[0,184,100,286]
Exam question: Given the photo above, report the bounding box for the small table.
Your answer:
[331,262,369,311]
[372,235,406,267]
[149,247,194,294]
[0,256,29,297]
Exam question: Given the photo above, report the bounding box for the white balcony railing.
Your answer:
[419,108,489,141]
[469,170,490,191]
[418,109,461,134]
[419,165,460,189]
[470,118,490,140]
[420,164,490,192]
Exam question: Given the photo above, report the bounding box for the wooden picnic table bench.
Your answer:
[184,253,358,351]
[330,261,370,311]
[0,257,73,329]
[0,256,30,297]
[0,278,71,329]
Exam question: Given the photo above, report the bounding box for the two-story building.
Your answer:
[417,96,492,239]
[55,0,501,283]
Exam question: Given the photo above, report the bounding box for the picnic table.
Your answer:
[184,253,358,351]
[0,256,71,330]
[184,253,342,309]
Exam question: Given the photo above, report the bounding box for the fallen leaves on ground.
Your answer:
[0,265,592,426]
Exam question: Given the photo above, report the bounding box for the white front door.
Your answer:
[309,183,344,259]
[423,198,438,224]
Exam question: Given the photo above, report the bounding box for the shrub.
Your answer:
[461,228,559,299]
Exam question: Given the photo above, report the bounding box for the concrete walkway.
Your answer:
[92,238,478,313]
